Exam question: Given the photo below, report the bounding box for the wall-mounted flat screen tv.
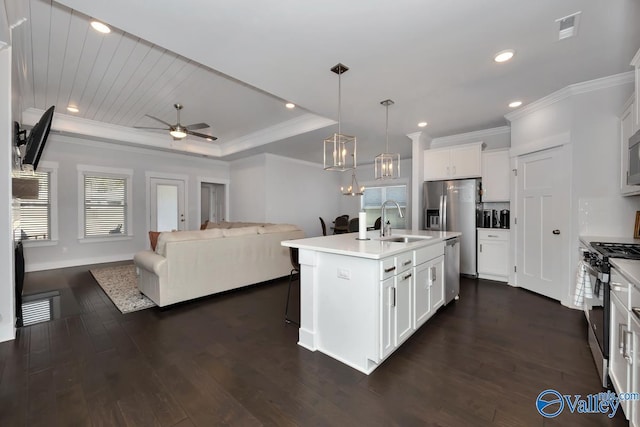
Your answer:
[22,105,55,172]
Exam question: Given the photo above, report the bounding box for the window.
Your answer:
[12,162,58,244]
[361,184,408,228]
[78,165,133,240]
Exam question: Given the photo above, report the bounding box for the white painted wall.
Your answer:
[509,79,640,307]
[1,47,15,342]
[230,153,343,237]
[22,134,230,271]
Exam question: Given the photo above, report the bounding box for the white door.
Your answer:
[516,146,568,300]
[150,177,186,231]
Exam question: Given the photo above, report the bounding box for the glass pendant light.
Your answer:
[324,63,356,171]
[374,99,400,180]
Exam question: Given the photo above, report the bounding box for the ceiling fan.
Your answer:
[135,103,217,141]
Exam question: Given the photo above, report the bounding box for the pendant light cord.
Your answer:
[337,70,342,136]
[385,102,389,152]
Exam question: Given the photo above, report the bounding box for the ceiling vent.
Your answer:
[556,12,581,40]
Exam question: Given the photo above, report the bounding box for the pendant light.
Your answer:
[324,63,356,171]
[341,171,364,196]
[374,99,400,180]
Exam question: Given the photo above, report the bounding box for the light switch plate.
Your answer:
[337,268,351,279]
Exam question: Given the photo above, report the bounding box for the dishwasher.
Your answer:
[444,236,460,305]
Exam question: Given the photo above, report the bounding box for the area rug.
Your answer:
[90,264,156,313]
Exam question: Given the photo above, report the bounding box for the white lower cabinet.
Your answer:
[477,228,509,282]
[610,268,632,421]
[631,315,640,427]
[379,243,445,361]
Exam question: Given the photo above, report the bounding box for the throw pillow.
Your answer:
[148,231,161,251]
[200,220,209,230]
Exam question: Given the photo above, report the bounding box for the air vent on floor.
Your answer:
[556,12,581,40]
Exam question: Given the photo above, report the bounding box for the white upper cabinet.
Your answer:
[482,149,510,202]
[423,142,482,181]
[632,47,640,129]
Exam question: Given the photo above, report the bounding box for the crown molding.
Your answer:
[431,126,510,148]
[264,152,325,169]
[505,71,634,122]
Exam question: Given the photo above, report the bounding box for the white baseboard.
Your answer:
[25,253,136,272]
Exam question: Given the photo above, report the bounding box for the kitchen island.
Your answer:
[282,229,461,374]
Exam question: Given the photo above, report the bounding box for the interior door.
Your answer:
[516,146,568,300]
[150,177,186,232]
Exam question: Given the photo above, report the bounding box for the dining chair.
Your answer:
[285,247,300,325]
[333,216,349,234]
[319,217,327,236]
[374,216,382,230]
[348,217,359,232]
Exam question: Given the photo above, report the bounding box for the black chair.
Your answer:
[319,217,327,236]
[285,247,300,325]
[333,215,349,234]
[374,216,382,230]
[348,217,359,232]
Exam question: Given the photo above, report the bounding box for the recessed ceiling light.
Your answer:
[418,122,428,128]
[508,101,522,108]
[90,20,111,34]
[285,103,295,109]
[494,49,515,63]
[66,105,79,113]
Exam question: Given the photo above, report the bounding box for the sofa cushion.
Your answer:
[258,224,300,234]
[155,229,224,256]
[149,231,161,251]
[222,226,261,237]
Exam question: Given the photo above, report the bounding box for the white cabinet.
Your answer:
[429,257,444,312]
[379,251,414,358]
[413,244,445,329]
[630,314,640,427]
[481,149,510,202]
[424,142,482,181]
[632,47,640,129]
[610,268,632,420]
[414,262,432,327]
[477,229,509,282]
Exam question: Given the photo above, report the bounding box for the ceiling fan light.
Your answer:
[169,128,187,139]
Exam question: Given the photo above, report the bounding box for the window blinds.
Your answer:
[84,175,127,237]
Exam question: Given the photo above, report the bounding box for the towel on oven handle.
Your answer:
[574,261,594,307]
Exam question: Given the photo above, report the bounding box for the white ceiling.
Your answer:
[7,0,640,164]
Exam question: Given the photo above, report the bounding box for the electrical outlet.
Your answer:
[337,268,351,280]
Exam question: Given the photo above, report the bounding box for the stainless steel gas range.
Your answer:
[581,240,640,387]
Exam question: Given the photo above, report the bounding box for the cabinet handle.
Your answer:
[624,331,633,364]
[488,234,499,238]
[384,266,396,273]
[430,266,436,282]
[403,273,412,281]
[402,259,412,266]
[392,288,396,307]
[619,323,627,353]
[479,244,483,253]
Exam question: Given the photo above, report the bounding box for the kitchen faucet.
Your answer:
[380,200,404,237]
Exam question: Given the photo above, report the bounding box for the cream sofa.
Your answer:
[133,223,305,307]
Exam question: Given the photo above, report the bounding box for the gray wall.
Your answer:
[22,134,230,271]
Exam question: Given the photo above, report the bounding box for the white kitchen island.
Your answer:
[282,229,461,374]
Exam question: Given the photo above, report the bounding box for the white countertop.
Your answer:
[610,258,640,287]
[282,229,461,260]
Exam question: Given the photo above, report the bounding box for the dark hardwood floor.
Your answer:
[0,262,628,426]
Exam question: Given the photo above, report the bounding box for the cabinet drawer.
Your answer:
[414,243,445,266]
[380,257,397,281]
[396,253,413,274]
[611,269,631,310]
[477,229,509,241]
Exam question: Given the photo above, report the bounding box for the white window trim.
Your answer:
[20,161,59,247]
[77,164,133,241]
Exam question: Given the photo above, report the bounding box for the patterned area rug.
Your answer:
[90,264,156,313]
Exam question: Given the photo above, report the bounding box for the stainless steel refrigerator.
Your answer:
[423,179,481,276]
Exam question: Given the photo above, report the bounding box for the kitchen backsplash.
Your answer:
[578,197,640,237]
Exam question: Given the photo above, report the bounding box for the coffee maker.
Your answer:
[500,209,510,229]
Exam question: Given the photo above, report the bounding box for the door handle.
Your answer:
[552,230,560,235]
